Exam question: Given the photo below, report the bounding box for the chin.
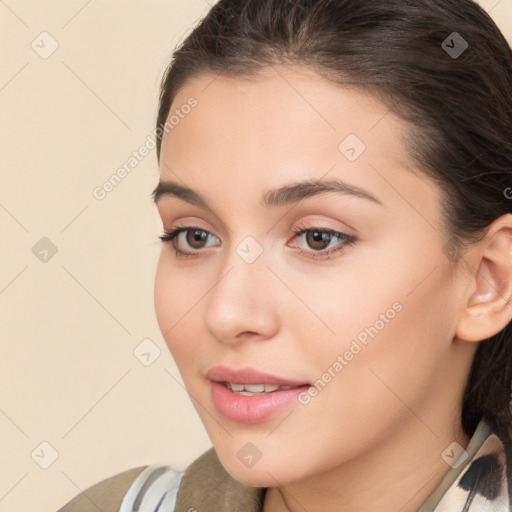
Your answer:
[226,465,279,488]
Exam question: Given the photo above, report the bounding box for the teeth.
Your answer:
[224,382,295,394]
[244,384,265,393]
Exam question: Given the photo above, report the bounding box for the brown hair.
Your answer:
[155,0,512,444]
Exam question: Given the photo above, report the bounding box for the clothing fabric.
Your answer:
[118,416,511,511]
[119,465,184,511]
[55,465,149,512]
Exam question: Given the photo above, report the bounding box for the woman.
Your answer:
[57,0,512,510]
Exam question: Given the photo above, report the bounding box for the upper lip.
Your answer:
[206,365,309,386]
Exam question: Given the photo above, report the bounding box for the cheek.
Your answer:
[154,254,172,333]
[154,253,204,370]
[293,247,454,409]
[154,251,198,331]
[283,262,400,361]
[154,254,187,356]
[283,282,453,468]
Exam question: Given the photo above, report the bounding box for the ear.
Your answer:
[455,213,512,343]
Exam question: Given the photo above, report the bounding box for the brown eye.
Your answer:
[158,226,220,258]
[186,229,209,249]
[305,230,333,251]
[289,225,357,260]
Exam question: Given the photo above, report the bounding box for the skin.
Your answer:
[153,65,512,512]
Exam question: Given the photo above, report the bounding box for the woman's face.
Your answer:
[154,66,475,487]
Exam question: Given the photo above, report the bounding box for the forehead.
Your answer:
[170,66,396,141]
[164,65,407,161]
[158,65,440,219]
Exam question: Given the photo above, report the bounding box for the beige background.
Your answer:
[0,1,510,511]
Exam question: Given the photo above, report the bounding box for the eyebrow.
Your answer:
[151,177,383,210]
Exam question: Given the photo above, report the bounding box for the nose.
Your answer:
[203,241,280,345]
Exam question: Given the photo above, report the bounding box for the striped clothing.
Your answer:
[119,465,184,511]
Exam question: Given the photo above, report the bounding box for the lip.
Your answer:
[205,365,310,386]
[206,365,311,424]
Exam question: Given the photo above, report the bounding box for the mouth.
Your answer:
[206,365,312,424]
[222,382,305,395]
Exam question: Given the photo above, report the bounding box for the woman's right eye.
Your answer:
[159,227,220,258]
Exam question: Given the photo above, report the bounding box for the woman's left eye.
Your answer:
[158,225,357,260]
[289,226,357,259]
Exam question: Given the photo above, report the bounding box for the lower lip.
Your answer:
[210,381,311,424]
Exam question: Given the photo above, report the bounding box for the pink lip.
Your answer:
[206,365,311,424]
[205,365,309,386]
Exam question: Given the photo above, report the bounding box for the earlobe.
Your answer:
[455,214,512,343]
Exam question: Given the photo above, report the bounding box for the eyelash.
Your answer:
[158,223,357,260]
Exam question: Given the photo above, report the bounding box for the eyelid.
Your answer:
[288,216,357,239]
[157,205,229,238]
[159,224,220,245]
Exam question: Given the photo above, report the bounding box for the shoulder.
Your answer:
[57,448,260,512]
[56,465,150,512]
